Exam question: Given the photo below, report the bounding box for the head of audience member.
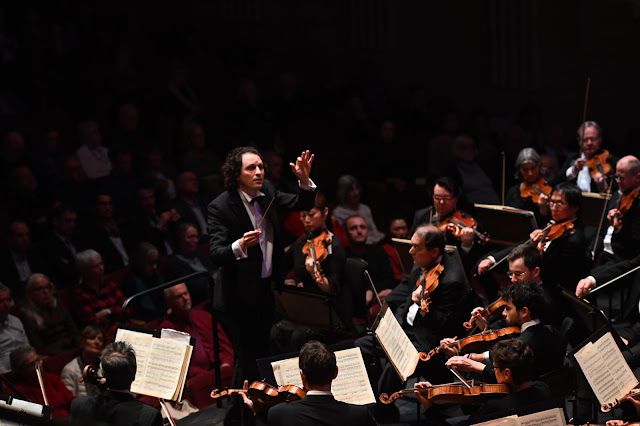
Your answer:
[300,192,330,235]
[410,225,445,270]
[51,204,77,237]
[9,346,41,382]
[6,220,30,256]
[264,150,284,183]
[11,166,38,196]
[110,145,133,176]
[78,325,104,364]
[452,135,478,163]
[549,182,581,223]
[336,175,361,210]
[499,281,545,327]
[62,156,87,184]
[76,250,105,288]
[2,130,26,163]
[145,147,165,172]
[42,129,61,154]
[174,223,199,255]
[298,340,337,392]
[576,121,602,160]
[164,283,192,318]
[432,176,461,218]
[221,147,264,196]
[388,216,409,239]
[514,148,542,184]
[130,243,159,278]
[184,121,206,151]
[344,215,369,248]
[117,104,139,133]
[91,191,115,222]
[25,273,55,311]
[615,155,640,193]
[77,121,102,149]
[506,244,543,284]
[490,339,534,388]
[0,284,12,324]
[101,341,137,391]
[177,171,200,199]
[379,120,396,144]
[539,154,557,181]
[135,183,157,216]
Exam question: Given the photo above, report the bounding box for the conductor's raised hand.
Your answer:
[239,230,262,251]
[289,150,314,186]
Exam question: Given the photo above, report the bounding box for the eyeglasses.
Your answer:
[507,271,527,279]
[432,195,454,202]
[492,365,502,370]
[616,174,629,181]
[548,200,566,207]
[580,136,600,143]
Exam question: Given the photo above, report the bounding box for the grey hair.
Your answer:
[76,249,102,271]
[9,345,36,372]
[336,175,360,204]
[514,148,541,179]
[576,121,602,140]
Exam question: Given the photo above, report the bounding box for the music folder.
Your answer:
[581,191,612,227]
[273,285,346,332]
[472,204,538,246]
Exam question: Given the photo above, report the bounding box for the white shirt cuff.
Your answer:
[487,256,496,264]
[299,179,317,191]
[587,276,597,287]
[232,239,248,260]
[566,166,577,178]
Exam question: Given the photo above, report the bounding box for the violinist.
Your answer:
[411,176,486,275]
[478,182,589,291]
[70,341,162,426]
[505,148,552,225]
[241,340,374,426]
[559,121,617,192]
[444,282,563,381]
[415,340,551,418]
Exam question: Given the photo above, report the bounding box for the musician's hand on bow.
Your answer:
[576,278,595,297]
[439,337,459,357]
[573,157,586,175]
[471,307,488,331]
[529,229,545,243]
[445,355,486,374]
[239,230,262,250]
[593,171,606,188]
[239,380,257,415]
[304,256,318,276]
[411,285,423,304]
[290,150,314,187]
[414,381,433,411]
[607,208,621,223]
[627,390,640,409]
[460,227,474,248]
[477,258,495,275]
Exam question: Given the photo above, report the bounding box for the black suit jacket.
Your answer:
[518,323,564,378]
[0,248,48,297]
[174,195,209,240]
[77,222,129,273]
[396,251,472,352]
[70,390,162,426]
[208,180,316,311]
[38,233,79,288]
[268,394,373,426]
[594,191,640,261]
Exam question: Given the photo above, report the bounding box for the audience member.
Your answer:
[122,243,165,322]
[38,204,80,288]
[174,170,209,241]
[61,325,104,397]
[0,220,47,298]
[0,284,29,374]
[75,121,112,180]
[333,175,385,244]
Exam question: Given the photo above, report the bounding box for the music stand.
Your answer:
[391,238,414,279]
[581,192,612,227]
[273,286,347,333]
[473,204,538,246]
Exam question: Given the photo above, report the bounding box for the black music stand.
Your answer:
[581,192,612,227]
[273,286,347,333]
[472,204,538,246]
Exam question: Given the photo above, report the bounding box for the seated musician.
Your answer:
[505,147,551,225]
[241,340,374,426]
[557,120,617,193]
[415,340,551,417]
[270,192,348,353]
[478,182,589,291]
[70,341,162,426]
[411,176,486,275]
[444,282,563,380]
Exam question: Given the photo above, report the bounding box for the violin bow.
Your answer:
[449,367,472,389]
[35,363,49,406]
[159,398,177,426]
[364,270,383,307]
[257,196,276,229]
[587,264,640,296]
[501,151,506,206]
[590,177,614,260]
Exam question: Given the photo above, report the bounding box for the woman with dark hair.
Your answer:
[121,243,165,321]
[61,326,104,397]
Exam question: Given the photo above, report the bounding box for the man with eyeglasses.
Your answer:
[558,120,618,193]
[411,176,486,276]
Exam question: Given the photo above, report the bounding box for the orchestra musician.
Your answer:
[478,182,589,291]
[207,147,316,426]
[241,340,374,426]
[505,147,552,225]
[443,282,563,381]
[415,340,551,418]
[557,120,617,193]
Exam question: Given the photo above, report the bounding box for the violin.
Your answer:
[586,150,613,181]
[379,382,510,405]
[438,211,490,244]
[210,381,306,412]
[612,189,639,230]
[601,388,640,412]
[520,178,552,204]
[463,298,506,330]
[536,220,574,253]
[302,229,332,284]
[80,364,107,386]
[418,326,520,362]
[418,264,445,314]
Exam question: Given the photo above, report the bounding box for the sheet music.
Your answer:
[115,328,153,391]
[271,347,376,405]
[374,306,419,382]
[472,415,520,426]
[574,332,638,406]
[471,408,565,426]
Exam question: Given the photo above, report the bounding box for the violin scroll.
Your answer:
[80,365,106,386]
